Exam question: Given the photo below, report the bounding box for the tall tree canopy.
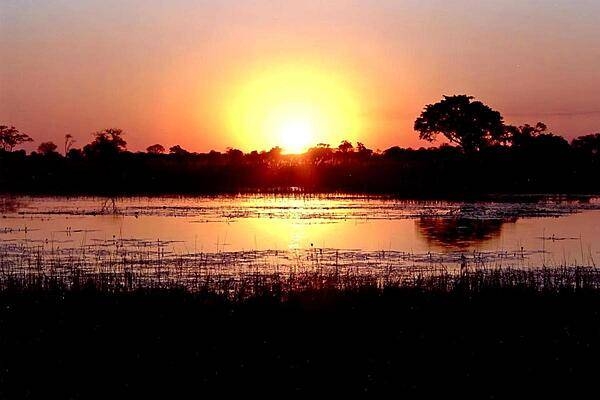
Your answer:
[0,125,33,151]
[146,144,165,154]
[505,122,548,147]
[83,128,127,158]
[572,133,600,157]
[414,95,505,152]
[37,141,58,155]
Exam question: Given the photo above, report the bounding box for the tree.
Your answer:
[260,146,282,166]
[37,141,58,155]
[523,132,570,154]
[64,134,76,155]
[337,140,354,153]
[382,146,406,160]
[306,143,333,165]
[505,122,569,154]
[356,142,373,158]
[169,145,189,156]
[146,144,165,154]
[226,147,244,163]
[0,125,33,151]
[83,128,127,158]
[414,95,505,152]
[505,122,547,147]
[67,148,83,160]
[572,133,600,157]
[267,146,282,158]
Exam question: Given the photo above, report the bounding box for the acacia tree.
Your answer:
[146,144,165,154]
[37,141,58,155]
[0,125,33,151]
[83,128,127,158]
[169,145,189,156]
[414,95,505,152]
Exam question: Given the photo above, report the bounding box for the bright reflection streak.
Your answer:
[2,196,600,270]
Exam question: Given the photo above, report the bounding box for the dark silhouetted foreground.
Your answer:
[1,269,600,398]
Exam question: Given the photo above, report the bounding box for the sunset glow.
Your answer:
[227,63,361,152]
[2,1,600,152]
[4,2,600,397]
[276,117,314,154]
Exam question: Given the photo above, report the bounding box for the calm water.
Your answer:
[1,195,600,281]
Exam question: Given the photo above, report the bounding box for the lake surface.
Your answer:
[1,195,600,286]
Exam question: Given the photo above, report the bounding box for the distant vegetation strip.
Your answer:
[1,95,599,195]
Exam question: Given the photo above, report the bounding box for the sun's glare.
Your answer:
[277,117,314,154]
[228,63,361,153]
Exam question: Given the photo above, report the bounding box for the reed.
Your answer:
[1,238,599,299]
[3,241,600,398]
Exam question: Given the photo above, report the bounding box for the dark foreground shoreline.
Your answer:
[2,279,600,398]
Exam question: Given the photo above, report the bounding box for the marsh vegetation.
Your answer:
[1,193,600,397]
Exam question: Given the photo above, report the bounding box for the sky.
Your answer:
[1,0,600,153]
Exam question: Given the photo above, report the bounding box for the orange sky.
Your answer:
[1,1,600,153]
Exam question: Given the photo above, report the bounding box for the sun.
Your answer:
[261,100,319,153]
[277,117,314,154]
[227,62,362,153]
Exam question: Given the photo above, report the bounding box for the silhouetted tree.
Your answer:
[67,148,83,160]
[169,145,190,156]
[247,150,261,165]
[226,148,244,164]
[64,134,75,155]
[0,125,33,152]
[532,133,570,149]
[146,144,165,154]
[572,133,600,157]
[505,122,547,147]
[306,144,333,165]
[83,128,127,158]
[414,95,505,152]
[266,147,282,165]
[382,146,406,160]
[356,142,373,158]
[37,141,58,155]
[267,146,282,158]
[338,140,354,153]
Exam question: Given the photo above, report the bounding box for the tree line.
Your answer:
[1,95,599,196]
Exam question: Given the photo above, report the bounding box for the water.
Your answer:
[1,195,599,287]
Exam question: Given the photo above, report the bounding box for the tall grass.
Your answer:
[1,237,599,299]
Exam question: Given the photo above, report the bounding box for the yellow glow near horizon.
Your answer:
[276,115,314,154]
[228,63,361,153]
